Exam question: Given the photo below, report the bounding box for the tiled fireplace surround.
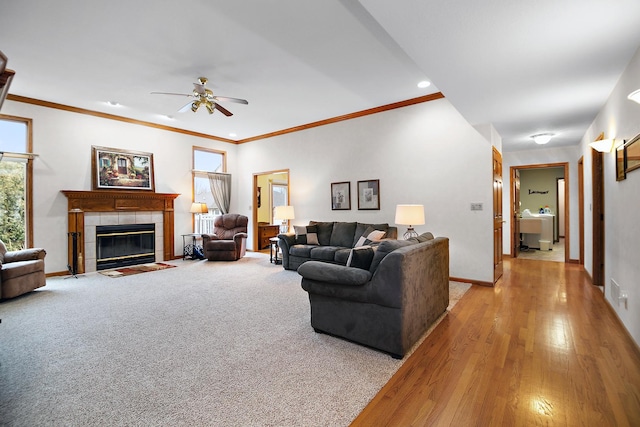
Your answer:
[62,190,179,274]
[84,211,164,273]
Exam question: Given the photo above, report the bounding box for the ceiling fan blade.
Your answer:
[151,91,193,97]
[178,101,194,113]
[214,103,233,117]
[214,96,249,105]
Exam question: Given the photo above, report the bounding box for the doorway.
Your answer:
[509,162,570,263]
[252,170,290,251]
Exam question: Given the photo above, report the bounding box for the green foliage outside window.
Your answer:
[0,161,26,251]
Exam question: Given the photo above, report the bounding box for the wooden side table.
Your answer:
[269,237,282,265]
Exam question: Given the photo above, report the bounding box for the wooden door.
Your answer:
[512,168,521,257]
[493,147,503,283]
[592,149,604,285]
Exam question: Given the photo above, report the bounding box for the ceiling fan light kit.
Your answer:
[152,77,248,117]
[531,133,554,145]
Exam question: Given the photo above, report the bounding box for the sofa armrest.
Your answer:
[201,234,220,246]
[4,248,46,263]
[298,261,371,286]
[277,233,296,268]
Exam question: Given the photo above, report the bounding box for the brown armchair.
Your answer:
[202,214,248,261]
[0,240,47,300]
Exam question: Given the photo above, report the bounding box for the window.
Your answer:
[0,115,33,250]
[192,147,225,233]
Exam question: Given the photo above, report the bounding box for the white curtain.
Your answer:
[208,172,231,214]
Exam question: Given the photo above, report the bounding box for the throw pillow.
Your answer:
[294,225,308,244]
[306,225,319,245]
[346,246,375,270]
[355,226,386,247]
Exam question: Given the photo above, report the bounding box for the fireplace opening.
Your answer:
[96,223,155,270]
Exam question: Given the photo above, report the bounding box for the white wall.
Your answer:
[502,145,580,260]
[579,46,640,346]
[3,96,495,283]
[2,100,238,274]
[236,99,495,283]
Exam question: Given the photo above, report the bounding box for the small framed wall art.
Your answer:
[624,133,640,175]
[357,179,380,210]
[331,181,351,210]
[92,146,155,191]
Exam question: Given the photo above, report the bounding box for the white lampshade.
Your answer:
[628,89,640,104]
[395,204,425,226]
[589,138,616,153]
[274,205,295,220]
[531,133,554,145]
[190,202,208,213]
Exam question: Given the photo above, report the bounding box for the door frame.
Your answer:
[509,162,570,263]
[252,169,290,251]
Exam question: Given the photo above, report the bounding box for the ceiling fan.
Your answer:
[151,77,248,116]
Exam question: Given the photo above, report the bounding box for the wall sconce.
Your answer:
[274,205,295,233]
[531,133,554,145]
[395,204,425,239]
[628,89,640,104]
[589,138,616,153]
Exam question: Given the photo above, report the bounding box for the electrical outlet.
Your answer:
[470,203,483,211]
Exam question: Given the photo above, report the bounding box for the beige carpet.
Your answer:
[0,252,470,426]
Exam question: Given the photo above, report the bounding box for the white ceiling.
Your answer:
[2,0,640,151]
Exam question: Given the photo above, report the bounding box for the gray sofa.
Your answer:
[277,221,397,271]
[297,233,449,358]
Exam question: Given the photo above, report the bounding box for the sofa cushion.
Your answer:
[353,223,389,247]
[290,245,314,258]
[346,246,375,270]
[333,248,351,265]
[309,246,342,262]
[354,226,386,247]
[329,222,357,247]
[407,232,435,244]
[298,261,372,286]
[0,259,44,280]
[310,222,334,246]
[369,239,415,273]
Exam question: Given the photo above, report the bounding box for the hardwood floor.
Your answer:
[351,258,640,426]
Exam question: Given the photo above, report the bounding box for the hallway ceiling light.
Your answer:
[417,80,431,88]
[531,133,554,145]
[628,89,640,104]
[589,138,615,153]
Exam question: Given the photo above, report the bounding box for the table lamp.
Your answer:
[395,204,425,239]
[274,205,295,234]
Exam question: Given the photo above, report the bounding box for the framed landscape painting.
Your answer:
[331,181,351,210]
[92,146,155,191]
[357,179,380,210]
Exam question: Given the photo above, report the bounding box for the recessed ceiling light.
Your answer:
[417,80,431,89]
[229,133,237,138]
[165,115,174,120]
[106,101,120,106]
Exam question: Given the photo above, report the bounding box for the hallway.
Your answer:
[352,258,640,426]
